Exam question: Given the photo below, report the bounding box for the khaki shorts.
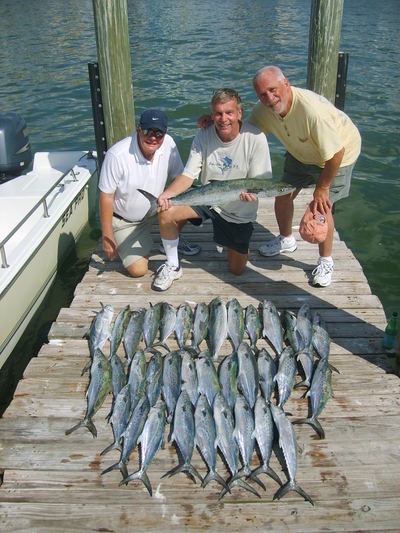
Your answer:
[112,214,158,268]
[283,152,356,204]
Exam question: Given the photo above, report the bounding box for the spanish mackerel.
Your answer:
[270,404,314,505]
[293,357,333,439]
[65,349,112,438]
[245,303,262,349]
[163,390,202,483]
[100,383,131,456]
[139,178,295,219]
[192,302,209,351]
[250,397,281,486]
[227,298,245,351]
[120,399,166,496]
[122,307,145,362]
[86,303,114,358]
[261,300,284,356]
[194,394,229,491]
[231,394,265,491]
[213,392,260,500]
[237,341,259,409]
[101,389,150,479]
[208,296,227,360]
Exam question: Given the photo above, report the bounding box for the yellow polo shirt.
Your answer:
[248,86,361,168]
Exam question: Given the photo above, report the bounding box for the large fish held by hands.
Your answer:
[138,178,295,218]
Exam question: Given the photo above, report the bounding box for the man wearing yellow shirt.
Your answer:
[249,65,361,287]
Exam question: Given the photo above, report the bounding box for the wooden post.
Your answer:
[92,0,135,148]
[307,0,344,103]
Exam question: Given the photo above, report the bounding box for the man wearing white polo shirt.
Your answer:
[99,109,199,278]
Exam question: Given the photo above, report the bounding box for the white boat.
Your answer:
[0,149,98,368]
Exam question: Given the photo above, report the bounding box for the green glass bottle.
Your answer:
[383,311,398,356]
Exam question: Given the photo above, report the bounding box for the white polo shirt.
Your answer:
[99,133,184,222]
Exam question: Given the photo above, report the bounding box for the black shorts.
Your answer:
[190,206,253,255]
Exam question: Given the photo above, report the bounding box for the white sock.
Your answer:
[280,234,294,242]
[319,256,333,264]
[162,238,179,269]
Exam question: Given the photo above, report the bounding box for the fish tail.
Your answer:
[232,465,265,491]
[218,475,261,500]
[152,341,170,352]
[143,346,157,354]
[202,470,230,492]
[86,418,98,438]
[120,469,152,496]
[329,362,340,374]
[294,379,310,389]
[65,417,97,438]
[293,416,325,439]
[229,478,261,499]
[273,480,314,506]
[100,441,120,456]
[162,463,201,484]
[81,360,91,376]
[103,461,129,479]
[137,189,158,219]
[187,346,200,357]
[161,463,183,479]
[65,420,85,436]
[250,464,282,486]
[248,472,266,491]
[188,464,203,484]
[101,460,121,476]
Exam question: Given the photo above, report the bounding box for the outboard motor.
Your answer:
[0,112,32,182]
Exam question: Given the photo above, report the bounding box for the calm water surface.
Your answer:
[0,0,399,411]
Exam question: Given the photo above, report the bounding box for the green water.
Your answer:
[0,0,399,412]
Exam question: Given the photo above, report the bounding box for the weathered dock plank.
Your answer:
[0,192,399,532]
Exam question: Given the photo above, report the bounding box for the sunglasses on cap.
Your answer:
[140,127,165,139]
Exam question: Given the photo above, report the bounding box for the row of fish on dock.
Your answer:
[66,297,339,504]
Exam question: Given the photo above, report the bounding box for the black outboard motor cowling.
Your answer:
[0,112,32,182]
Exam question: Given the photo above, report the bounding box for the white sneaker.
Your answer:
[159,236,201,256]
[153,263,183,291]
[311,259,334,287]
[259,235,297,257]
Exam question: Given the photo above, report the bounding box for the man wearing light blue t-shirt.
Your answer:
[153,89,272,292]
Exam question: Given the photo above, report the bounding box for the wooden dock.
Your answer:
[1,191,399,532]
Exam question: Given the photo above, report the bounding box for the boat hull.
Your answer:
[0,151,98,367]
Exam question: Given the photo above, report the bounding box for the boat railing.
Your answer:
[0,168,79,269]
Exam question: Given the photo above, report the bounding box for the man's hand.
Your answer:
[312,185,332,215]
[240,192,258,202]
[157,190,174,212]
[197,115,213,129]
[102,235,118,261]
[312,147,344,215]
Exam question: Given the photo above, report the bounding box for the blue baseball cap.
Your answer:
[139,109,168,133]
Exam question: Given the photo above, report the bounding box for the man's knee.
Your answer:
[126,258,148,278]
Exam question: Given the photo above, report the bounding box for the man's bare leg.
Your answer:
[274,189,301,237]
[126,257,149,277]
[228,248,249,275]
